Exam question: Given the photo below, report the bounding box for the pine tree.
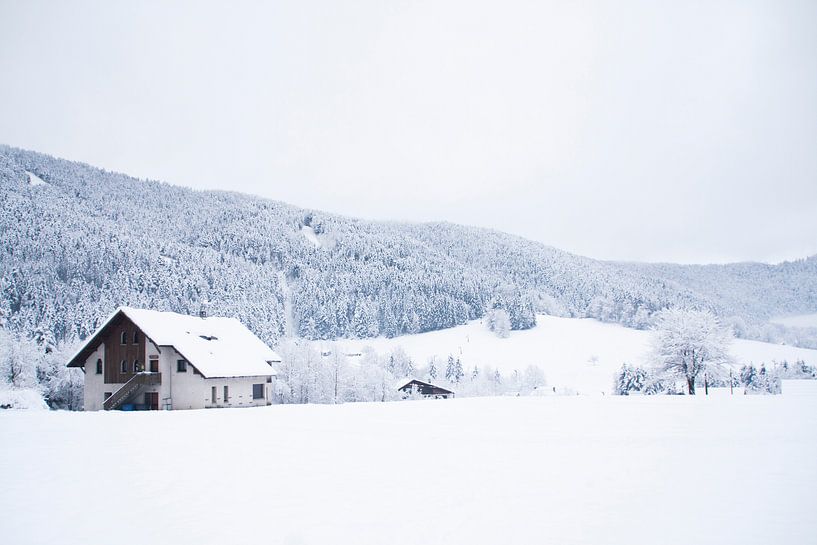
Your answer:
[428,359,437,381]
[614,364,647,395]
[445,355,456,383]
[740,364,757,390]
[453,358,464,383]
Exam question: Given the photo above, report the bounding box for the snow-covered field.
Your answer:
[329,315,817,395]
[2,394,816,545]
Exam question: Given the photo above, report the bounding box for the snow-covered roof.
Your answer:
[68,307,279,378]
[395,378,453,393]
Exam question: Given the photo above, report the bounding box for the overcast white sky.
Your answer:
[1,0,815,264]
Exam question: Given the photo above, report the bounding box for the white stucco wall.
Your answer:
[82,342,274,411]
[167,346,272,409]
[82,344,107,411]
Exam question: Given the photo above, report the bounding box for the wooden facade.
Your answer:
[101,314,147,384]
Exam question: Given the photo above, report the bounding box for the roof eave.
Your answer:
[65,307,162,368]
[65,308,125,367]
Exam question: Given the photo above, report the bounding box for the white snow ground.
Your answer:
[2,394,816,545]
[329,315,817,394]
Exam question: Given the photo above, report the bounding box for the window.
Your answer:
[104,392,112,400]
[252,384,264,400]
[120,331,127,345]
[133,359,141,373]
[223,385,229,403]
[177,359,187,372]
[95,359,102,374]
[121,360,128,373]
[211,386,217,404]
[133,331,139,344]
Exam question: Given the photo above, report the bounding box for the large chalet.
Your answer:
[67,307,280,411]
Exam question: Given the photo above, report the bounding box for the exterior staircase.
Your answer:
[103,372,162,410]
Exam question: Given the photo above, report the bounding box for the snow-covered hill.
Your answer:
[1,144,816,353]
[3,395,816,545]
[329,315,817,395]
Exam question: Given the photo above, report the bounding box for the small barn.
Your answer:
[397,379,454,399]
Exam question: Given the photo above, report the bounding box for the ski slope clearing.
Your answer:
[2,395,816,545]
[25,171,46,186]
[332,316,817,395]
[300,224,322,248]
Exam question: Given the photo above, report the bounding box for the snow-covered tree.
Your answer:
[650,308,733,395]
[445,355,456,382]
[774,359,817,379]
[614,364,647,395]
[427,358,438,381]
[388,346,413,378]
[520,365,546,394]
[741,364,781,395]
[486,309,511,339]
[0,330,38,389]
[445,356,464,384]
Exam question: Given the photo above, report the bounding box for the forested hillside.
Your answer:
[1,145,816,352]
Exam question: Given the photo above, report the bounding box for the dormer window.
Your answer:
[120,331,127,345]
[133,331,139,344]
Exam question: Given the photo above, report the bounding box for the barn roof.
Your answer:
[396,378,454,394]
[67,307,279,379]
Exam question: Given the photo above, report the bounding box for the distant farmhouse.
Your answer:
[67,307,280,411]
[398,379,454,399]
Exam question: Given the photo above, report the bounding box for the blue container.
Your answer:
[120,404,135,411]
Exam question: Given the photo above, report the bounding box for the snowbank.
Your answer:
[0,388,48,410]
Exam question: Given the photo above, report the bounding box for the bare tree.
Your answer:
[651,308,733,395]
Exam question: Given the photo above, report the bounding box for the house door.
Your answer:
[145,392,159,410]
